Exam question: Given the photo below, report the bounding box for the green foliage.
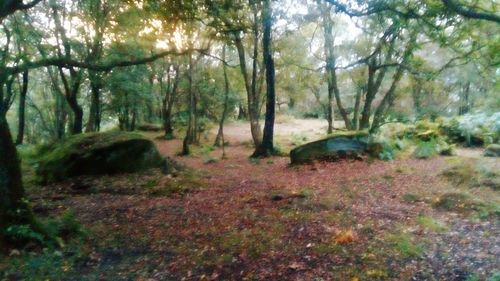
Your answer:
[441,113,500,146]
[291,132,308,146]
[378,142,397,161]
[4,210,85,248]
[387,232,424,258]
[413,139,438,159]
[2,244,91,281]
[402,193,421,203]
[432,192,485,212]
[5,224,46,244]
[416,216,447,232]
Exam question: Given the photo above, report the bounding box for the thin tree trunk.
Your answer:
[233,34,262,147]
[16,70,28,144]
[161,65,178,139]
[86,72,101,132]
[215,45,230,147]
[320,1,353,130]
[253,0,275,157]
[182,50,194,155]
[320,2,334,133]
[352,87,362,131]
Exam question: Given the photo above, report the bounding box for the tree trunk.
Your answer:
[459,82,471,115]
[159,64,179,139]
[0,113,37,247]
[411,78,423,119]
[86,72,101,132]
[253,0,275,157]
[352,87,362,131]
[233,33,262,147]
[237,102,247,119]
[182,50,194,155]
[215,45,230,147]
[15,70,28,144]
[370,35,415,133]
[370,65,406,133]
[320,2,352,131]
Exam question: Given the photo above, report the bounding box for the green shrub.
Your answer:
[413,140,438,159]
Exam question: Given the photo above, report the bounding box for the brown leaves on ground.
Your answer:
[334,229,356,245]
[16,122,500,281]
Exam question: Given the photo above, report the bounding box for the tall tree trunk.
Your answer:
[459,82,471,115]
[16,70,28,144]
[182,50,194,155]
[237,102,247,119]
[411,79,423,119]
[86,72,101,132]
[55,90,67,139]
[161,65,179,139]
[370,35,415,133]
[370,65,406,133]
[359,37,396,129]
[215,45,230,147]
[233,33,262,147]
[253,0,275,157]
[0,113,25,247]
[352,87,362,131]
[67,94,83,134]
[320,2,352,131]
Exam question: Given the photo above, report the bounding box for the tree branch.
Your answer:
[6,48,208,75]
[442,0,500,23]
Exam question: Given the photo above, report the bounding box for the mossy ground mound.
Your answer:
[290,131,376,164]
[136,123,163,132]
[34,131,165,183]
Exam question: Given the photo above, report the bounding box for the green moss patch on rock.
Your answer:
[34,131,165,183]
[289,131,375,164]
[484,144,500,157]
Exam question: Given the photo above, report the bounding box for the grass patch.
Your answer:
[416,216,447,232]
[442,161,500,190]
[387,232,424,258]
[402,193,422,204]
[147,170,205,197]
[432,192,484,212]
[217,226,283,260]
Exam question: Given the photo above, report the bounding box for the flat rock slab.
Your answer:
[290,132,372,164]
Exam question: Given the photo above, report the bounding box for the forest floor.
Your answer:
[2,119,500,281]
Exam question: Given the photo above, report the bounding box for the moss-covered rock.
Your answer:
[484,144,500,157]
[34,131,165,183]
[290,131,376,164]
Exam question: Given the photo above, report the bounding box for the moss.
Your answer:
[290,131,370,164]
[484,144,500,157]
[34,131,164,183]
[136,123,162,132]
[402,193,421,204]
[432,192,484,212]
[416,216,447,232]
[147,170,205,197]
[387,232,424,258]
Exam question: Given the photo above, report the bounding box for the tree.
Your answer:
[253,0,276,157]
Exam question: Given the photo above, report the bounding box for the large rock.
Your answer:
[484,144,500,157]
[290,131,375,164]
[35,131,165,183]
